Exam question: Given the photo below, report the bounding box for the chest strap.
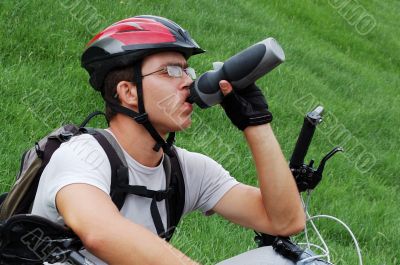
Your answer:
[115,184,174,238]
[88,128,179,240]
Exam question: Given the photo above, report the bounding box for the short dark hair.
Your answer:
[103,65,135,121]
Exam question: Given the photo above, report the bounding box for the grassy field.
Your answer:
[0,0,399,264]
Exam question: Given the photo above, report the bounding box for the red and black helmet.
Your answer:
[81,15,205,92]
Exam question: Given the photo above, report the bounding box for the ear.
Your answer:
[116,81,138,111]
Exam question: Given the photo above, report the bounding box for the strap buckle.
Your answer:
[154,188,174,201]
[134,113,149,124]
[35,142,44,159]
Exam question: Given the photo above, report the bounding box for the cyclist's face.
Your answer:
[141,52,195,134]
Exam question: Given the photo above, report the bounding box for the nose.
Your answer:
[180,72,194,90]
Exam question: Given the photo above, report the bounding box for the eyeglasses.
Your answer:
[141,65,196,80]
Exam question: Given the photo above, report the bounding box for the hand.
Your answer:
[219,80,273,131]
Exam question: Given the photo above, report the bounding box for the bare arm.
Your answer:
[56,184,199,265]
[213,81,305,236]
[245,124,305,235]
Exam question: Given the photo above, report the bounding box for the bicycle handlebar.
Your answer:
[289,106,324,168]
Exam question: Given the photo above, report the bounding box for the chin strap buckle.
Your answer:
[134,113,149,124]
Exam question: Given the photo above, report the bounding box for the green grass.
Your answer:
[1,0,399,264]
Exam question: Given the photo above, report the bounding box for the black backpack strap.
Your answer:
[83,128,185,241]
[114,147,185,241]
[88,129,129,211]
[116,183,174,239]
[93,129,128,166]
[164,147,185,241]
[163,154,172,233]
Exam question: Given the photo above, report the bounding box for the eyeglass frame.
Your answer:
[113,65,196,99]
[141,65,196,80]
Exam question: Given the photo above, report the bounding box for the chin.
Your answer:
[174,118,192,132]
[158,112,192,133]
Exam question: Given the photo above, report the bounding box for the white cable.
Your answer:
[300,254,329,263]
[300,191,330,261]
[301,192,312,249]
[299,192,330,263]
[306,211,331,262]
[299,190,363,264]
[300,199,310,249]
[308,215,363,265]
[297,243,328,255]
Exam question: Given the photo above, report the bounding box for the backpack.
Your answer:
[0,111,185,241]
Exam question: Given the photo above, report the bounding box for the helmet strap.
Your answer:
[105,62,175,155]
[134,62,146,114]
[107,100,175,155]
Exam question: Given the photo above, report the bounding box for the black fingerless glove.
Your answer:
[221,84,273,130]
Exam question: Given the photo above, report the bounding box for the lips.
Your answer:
[182,92,193,110]
[184,101,193,112]
[183,90,191,103]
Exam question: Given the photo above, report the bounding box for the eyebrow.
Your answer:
[161,61,189,68]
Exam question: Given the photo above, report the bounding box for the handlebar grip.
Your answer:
[289,119,316,168]
[289,106,324,168]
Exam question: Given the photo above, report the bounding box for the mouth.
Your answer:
[184,89,192,102]
[183,93,193,108]
[183,101,193,112]
[185,93,195,104]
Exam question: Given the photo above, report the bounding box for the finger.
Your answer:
[219,80,233,96]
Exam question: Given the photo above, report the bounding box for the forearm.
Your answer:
[57,184,199,265]
[85,217,199,265]
[244,124,305,235]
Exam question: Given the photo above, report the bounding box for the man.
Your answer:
[31,15,305,264]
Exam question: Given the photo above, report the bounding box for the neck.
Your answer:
[108,114,166,167]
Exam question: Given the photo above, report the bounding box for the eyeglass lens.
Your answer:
[167,66,196,80]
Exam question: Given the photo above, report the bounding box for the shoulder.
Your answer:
[173,146,231,179]
[173,146,239,215]
[53,133,109,170]
[60,133,105,155]
[32,134,113,219]
[174,146,217,166]
[44,133,112,185]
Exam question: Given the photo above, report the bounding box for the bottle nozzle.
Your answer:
[186,94,195,104]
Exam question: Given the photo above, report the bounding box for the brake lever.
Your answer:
[312,146,344,185]
[292,146,343,192]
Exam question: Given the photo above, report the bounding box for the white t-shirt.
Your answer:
[31,131,238,264]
